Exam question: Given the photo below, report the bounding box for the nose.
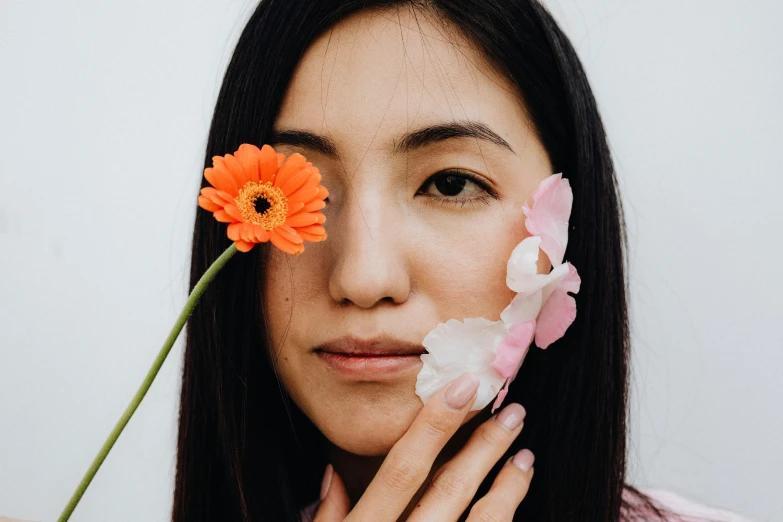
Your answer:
[327,192,411,309]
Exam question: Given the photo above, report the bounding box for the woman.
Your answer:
[173,1,750,521]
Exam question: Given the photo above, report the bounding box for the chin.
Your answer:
[316,394,423,456]
[332,425,409,456]
[310,395,485,456]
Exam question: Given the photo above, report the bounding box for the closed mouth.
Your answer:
[315,334,427,357]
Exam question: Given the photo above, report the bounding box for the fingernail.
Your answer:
[444,372,480,409]
[495,403,526,430]
[320,464,333,500]
[511,449,535,472]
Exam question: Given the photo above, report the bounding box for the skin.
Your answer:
[264,5,551,519]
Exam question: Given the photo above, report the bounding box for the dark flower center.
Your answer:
[254,197,271,215]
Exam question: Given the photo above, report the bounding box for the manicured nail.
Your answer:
[495,403,526,430]
[444,372,480,409]
[511,449,535,472]
[320,464,333,500]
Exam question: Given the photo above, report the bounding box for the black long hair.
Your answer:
[173,1,673,520]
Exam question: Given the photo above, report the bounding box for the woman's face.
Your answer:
[265,8,552,456]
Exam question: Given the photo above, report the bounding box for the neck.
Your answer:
[327,408,491,521]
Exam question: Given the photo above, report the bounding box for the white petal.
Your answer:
[506,236,558,295]
[506,236,541,293]
[506,235,571,300]
[500,289,543,326]
[416,317,508,411]
[540,262,571,303]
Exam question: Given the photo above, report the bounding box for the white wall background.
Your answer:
[0,0,780,520]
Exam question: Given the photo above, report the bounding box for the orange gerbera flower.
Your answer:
[197,144,328,254]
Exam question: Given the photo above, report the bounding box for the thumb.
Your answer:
[312,464,351,522]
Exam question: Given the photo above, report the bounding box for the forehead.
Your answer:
[274,7,536,160]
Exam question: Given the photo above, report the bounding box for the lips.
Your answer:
[316,335,427,356]
[315,335,426,379]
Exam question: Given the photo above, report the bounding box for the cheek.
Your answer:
[262,252,331,415]
[410,208,529,321]
[263,248,329,344]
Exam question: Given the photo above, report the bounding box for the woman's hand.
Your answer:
[313,372,535,521]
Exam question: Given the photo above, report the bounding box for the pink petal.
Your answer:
[541,262,581,303]
[560,262,581,293]
[490,351,526,414]
[522,173,573,267]
[491,381,509,413]
[491,320,535,378]
[535,265,580,349]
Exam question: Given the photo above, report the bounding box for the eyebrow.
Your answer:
[269,120,515,158]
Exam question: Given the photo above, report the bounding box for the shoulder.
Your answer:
[623,486,754,522]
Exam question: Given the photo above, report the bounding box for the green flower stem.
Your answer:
[58,242,239,522]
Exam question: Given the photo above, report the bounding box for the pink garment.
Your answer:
[623,487,753,522]
[299,487,753,521]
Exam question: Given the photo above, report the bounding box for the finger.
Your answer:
[349,372,480,521]
[407,403,527,521]
[313,464,351,522]
[466,449,535,522]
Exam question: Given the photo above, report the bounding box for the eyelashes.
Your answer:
[416,169,499,208]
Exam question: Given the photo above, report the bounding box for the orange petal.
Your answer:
[298,230,327,242]
[207,157,241,195]
[274,153,308,189]
[286,201,306,217]
[287,186,321,209]
[204,167,230,195]
[276,152,286,168]
[200,186,219,198]
[223,204,244,222]
[202,187,234,206]
[240,222,255,242]
[258,144,279,184]
[214,209,237,223]
[236,144,262,183]
[288,197,326,217]
[251,224,270,242]
[280,167,315,196]
[285,212,320,228]
[297,224,326,236]
[300,199,326,213]
[235,240,255,252]
[307,166,321,185]
[227,223,243,241]
[269,229,304,255]
[275,224,304,244]
[216,191,235,206]
[198,195,221,212]
[287,173,322,200]
[224,153,251,187]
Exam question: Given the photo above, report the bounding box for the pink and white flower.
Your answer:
[415,173,581,412]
